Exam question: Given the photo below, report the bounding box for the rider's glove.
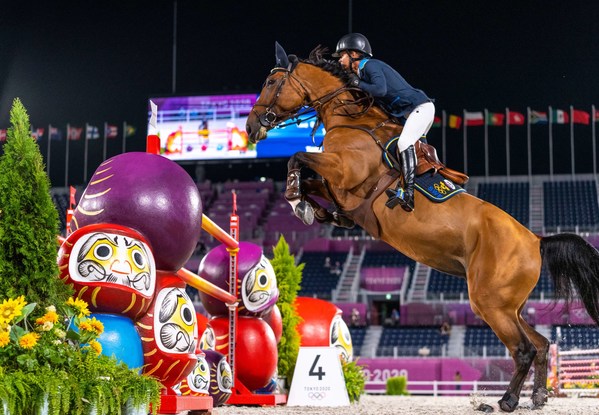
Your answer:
[348,73,360,87]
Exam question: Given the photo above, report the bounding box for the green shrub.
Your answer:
[342,359,366,403]
[386,375,409,395]
[269,236,303,385]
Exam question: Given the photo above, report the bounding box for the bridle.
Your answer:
[252,66,371,130]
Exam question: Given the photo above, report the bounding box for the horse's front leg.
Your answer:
[302,179,355,228]
[284,152,353,226]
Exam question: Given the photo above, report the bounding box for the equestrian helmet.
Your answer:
[332,33,372,58]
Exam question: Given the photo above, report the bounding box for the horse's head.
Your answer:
[246,42,304,144]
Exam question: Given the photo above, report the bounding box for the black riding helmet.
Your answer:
[332,33,373,58]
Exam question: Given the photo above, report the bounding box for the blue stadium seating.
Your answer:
[464,326,507,357]
[544,181,599,231]
[551,325,599,351]
[427,269,467,300]
[349,326,367,356]
[376,326,447,357]
[298,252,347,300]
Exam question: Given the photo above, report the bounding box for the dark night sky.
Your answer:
[1,1,598,185]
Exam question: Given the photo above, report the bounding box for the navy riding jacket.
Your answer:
[356,58,431,118]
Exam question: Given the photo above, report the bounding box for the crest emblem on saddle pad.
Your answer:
[383,137,465,203]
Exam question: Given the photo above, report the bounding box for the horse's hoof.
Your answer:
[295,200,314,226]
[531,388,548,408]
[476,403,495,413]
[498,393,519,412]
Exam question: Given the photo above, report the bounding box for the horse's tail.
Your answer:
[541,233,599,325]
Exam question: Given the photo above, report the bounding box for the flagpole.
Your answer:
[65,123,70,187]
[83,123,89,183]
[463,109,468,173]
[441,110,447,164]
[548,106,553,179]
[47,123,52,176]
[593,104,597,177]
[122,121,127,154]
[484,108,489,177]
[102,122,108,161]
[505,108,510,179]
[526,107,532,180]
[569,105,575,177]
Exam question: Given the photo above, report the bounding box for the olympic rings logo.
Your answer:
[308,391,326,400]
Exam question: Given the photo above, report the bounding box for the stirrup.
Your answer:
[385,188,405,209]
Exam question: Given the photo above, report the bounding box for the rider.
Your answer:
[333,33,435,212]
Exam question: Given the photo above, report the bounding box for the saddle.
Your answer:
[415,141,469,185]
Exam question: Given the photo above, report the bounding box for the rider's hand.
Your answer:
[348,73,360,87]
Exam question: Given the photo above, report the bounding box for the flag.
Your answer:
[551,108,569,124]
[465,111,484,126]
[530,110,548,124]
[594,109,599,122]
[507,111,525,125]
[571,108,590,125]
[49,127,63,140]
[86,125,100,140]
[0,129,6,141]
[486,112,504,126]
[31,127,44,141]
[126,125,136,137]
[105,124,119,138]
[67,126,83,140]
[448,115,462,129]
[432,116,441,128]
[69,185,77,208]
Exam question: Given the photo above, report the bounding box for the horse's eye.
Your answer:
[266,79,276,87]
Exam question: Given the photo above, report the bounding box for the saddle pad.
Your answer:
[415,172,466,202]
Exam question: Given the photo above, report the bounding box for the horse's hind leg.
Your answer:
[519,318,550,408]
[471,306,536,412]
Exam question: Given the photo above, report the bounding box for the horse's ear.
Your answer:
[288,54,299,71]
[275,41,289,68]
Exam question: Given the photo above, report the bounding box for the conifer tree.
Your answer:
[270,236,303,384]
[0,98,71,305]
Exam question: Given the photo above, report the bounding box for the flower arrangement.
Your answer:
[0,296,162,415]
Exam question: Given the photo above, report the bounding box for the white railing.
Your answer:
[365,380,534,396]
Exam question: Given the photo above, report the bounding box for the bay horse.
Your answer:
[245,43,599,412]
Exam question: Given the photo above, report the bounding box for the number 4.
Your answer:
[309,354,326,380]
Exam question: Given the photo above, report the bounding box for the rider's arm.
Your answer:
[357,61,387,97]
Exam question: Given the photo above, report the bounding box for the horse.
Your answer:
[245,43,599,412]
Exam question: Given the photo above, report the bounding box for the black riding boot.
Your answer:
[385,145,417,212]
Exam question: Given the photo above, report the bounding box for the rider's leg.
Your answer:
[385,101,435,211]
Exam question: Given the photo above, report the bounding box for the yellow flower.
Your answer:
[79,317,104,335]
[0,296,27,324]
[66,297,90,317]
[89,317,104,335]
[19,332,40,349]
[36,310,59,326]
[0,331,10,347]
[88,340,102,355]
[78,320,93,332]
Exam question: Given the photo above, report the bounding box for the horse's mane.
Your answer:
[302,45,351,84]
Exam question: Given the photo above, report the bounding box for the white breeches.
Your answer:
[397,101,435,152]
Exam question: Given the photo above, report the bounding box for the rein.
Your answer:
[252,67,372,130]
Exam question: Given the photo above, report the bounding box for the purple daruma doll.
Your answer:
[198,242,279,317]
[70,152,203,271]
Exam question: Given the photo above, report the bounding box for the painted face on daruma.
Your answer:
[58,223,156,319]
[330,314,354,362]
[198,242,279,317]
[137,272,198,388]
[179,353,210,396]
[70,152,203,272]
